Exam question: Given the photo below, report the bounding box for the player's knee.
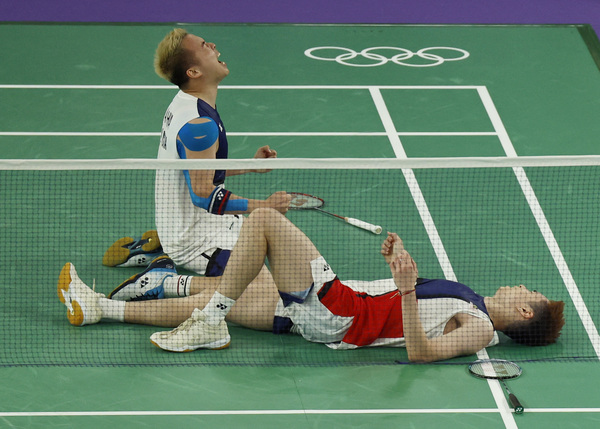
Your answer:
[248,208,283,228]
[248,207,275,222]
[249,207,279,218]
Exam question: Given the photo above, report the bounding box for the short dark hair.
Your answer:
[503,300,565,346]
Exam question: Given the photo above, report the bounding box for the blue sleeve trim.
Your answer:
[177,118,219,152]
[207,185,248,214]
[184,182,249,214]
[175,118,247,214]
[183,171,210,209]
[223,197,249,213]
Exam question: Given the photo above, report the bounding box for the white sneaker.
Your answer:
[57,263,103,326]
[150,309,231,352]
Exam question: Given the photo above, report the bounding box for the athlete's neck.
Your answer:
[182,86,218,109]
[483,296,506,331]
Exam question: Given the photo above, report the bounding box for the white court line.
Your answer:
[2,408,599,418]
[3,407,600,418]
[232,131,497,137]
[369,86,518,429]
[477,86,600,360]
[0,132,160,137]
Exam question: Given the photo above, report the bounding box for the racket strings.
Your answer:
[470,359,522,379]
[289,192,324,210]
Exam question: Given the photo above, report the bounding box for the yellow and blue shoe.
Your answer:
[102,230,164,268]
[108,255,176,301]
[57,263,103,326]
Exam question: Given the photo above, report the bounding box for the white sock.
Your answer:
[98,298,126,323]
[202,291,235,325]
[163,275,193,298]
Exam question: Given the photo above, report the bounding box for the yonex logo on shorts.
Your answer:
[216,303,228,310]
[304,46,469,67]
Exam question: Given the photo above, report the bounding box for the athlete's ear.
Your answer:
[186,68,203,79]
[517,305,534,320]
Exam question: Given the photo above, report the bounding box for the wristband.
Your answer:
[208,185,248,214]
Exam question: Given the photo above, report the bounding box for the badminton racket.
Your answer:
[469,359,524,414]
[288,192,382,234]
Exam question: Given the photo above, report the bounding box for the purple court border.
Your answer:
[1,0,600,36]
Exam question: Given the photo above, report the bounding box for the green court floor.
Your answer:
[1,23,600,428]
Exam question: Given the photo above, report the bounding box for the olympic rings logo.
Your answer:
[304,46,470,67]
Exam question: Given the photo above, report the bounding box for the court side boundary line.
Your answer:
[369,86,518,429]
[477,87,600,360]
[2,408,599,418]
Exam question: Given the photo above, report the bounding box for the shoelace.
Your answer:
[170,316,199,334]
[91,278,106,297]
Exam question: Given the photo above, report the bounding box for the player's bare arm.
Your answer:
[390,252,493,362]
[227,145,278,176]
[182,127,290,214]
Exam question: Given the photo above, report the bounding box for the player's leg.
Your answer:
[107,252,274,301]
[58,262,277,329]
[222,264,279,331]
[150,208,320,351]
[125,265,278,330]
[123,294,206,327]
[216,208,320,300]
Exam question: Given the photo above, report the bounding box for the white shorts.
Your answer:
[274,256,354,344]
[163,214,244,275]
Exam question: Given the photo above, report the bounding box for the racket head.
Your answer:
[469,359,522,380]
[289,192,324,210]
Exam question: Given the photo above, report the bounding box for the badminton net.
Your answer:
[0,156,598,366]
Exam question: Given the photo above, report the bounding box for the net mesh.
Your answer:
[1,157,599,367]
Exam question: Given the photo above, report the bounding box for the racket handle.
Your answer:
[346,217,383,235]
[509,394,524,414]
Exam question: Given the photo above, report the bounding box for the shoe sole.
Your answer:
[57,263,86,326]
[102,230,161,267]
[150,337,231,353]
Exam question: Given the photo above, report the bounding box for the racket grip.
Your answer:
[346,217,383,234]
[509,394,524,414]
